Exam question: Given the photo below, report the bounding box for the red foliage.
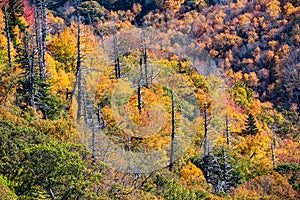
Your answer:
[22,0,34,25]
[0,0,9,8]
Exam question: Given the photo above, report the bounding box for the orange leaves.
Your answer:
[266,0,281,19]
[268,40,279,50]
[155,0,185,13]
[275,136,300,164]
[128,87,163,127]
[238,13,251,28]
[214,33,243,50]
[180,161,206,187]
[284,2,300,18]
[233,172,297,199]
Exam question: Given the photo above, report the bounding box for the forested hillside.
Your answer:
[0,0,299,199]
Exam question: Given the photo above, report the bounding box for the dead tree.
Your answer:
[113,30,121,79]
[137,81,142,112]
[4,6,12,67]
[273,131,277,148]
[66,0,83,120]
[141,29,148,87]
[271,139,276,168]
[41,0,47,82]
[76,2,83,123]
[33,0,47,82]
[226,114,230,145]
[169,91,175,171]
[29,39,36,107]
[23,30,36,107]
[97,102,105,129]
[137,57,143,112]
[203,103,209,156]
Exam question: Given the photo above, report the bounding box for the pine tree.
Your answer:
[243,113,258,136]
[7,0,25,45]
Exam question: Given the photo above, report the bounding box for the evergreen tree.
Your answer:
[6,0,25,45]
[243,113,258,136]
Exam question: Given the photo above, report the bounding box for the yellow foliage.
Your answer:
[277,44,290,59]
[233,172,297,199]
[48,12,64,25]
[235,132,273,176]
[33,119,77,142]
[180,161,206,187]
[13,25,21,47]
[249,99,262,116]
[238,14,251,28]
[48,27,77,72]
[214,33,243,48]
[267,0,281,19]
[46,54,71,96]
[268,40,279,50]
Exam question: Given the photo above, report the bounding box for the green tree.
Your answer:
[0,175,17,200]
[243,113,258,136]
[0,113,102,199]
[78,1,106,24]
[16,142,88,199]
[275,163,300,195]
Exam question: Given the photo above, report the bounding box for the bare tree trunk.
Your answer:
[226,114,230,145]
[137,82,142,112]
[142,29,148,87]
[204,103,208,156]
[138,58,143,112]
[113,31,120,79]
[126,133,131,151]
[97,102,105,129]
[221,145,226,180]
[169,91,175,171]
[190,22,195,40]
[24,30,35,107]
[34,0,47,82]
[271,140,276,168]
[4,6,12,68]
[29,43,36,108]
[76,5,82,123]
[273,129,277,149]
[40,0,47,82]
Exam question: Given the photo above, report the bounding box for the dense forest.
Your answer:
[0,0,299,199]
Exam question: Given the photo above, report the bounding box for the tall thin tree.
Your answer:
[138,57,143,112]
[271,140,276,168]
[142,29,148,87]
[113,29,120,79]
[169,90,175,171]
[97,102,105,129]
[226,114,230,145]
[203,103,209,156]
[4,6,12,68]
[33,0,47,82]
[76,1,83,123]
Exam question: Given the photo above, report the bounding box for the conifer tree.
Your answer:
[243,113,258,136]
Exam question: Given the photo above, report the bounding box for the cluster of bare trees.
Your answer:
[2,0,48,115]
